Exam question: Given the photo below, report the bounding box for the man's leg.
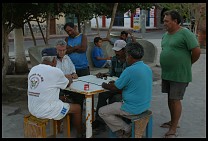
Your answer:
[95,91,114,123]
[68,103,82,137]
[92,91,115,134]
[98,102,131,138]
[164,81,188,137]
[166,99,182,135]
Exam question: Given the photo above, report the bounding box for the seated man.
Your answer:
[92,37,111,68]
[56,39,78,80]
[27,48,82,138]
[99,42,152,138]
[92,40,129,134]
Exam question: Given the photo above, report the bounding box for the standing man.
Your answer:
[28,48,82,137]
[99,42,152,138]
[64,22,90,109]
[160,10,201,138]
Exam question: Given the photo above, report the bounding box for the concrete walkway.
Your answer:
[3,29,206,138]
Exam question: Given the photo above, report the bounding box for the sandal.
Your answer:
[160,121,180,128]
[163,132,178,138]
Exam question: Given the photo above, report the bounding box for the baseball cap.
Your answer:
[41,48,57,57]
[112,40,127,51]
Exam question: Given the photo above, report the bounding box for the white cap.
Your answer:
[112,40,127,51]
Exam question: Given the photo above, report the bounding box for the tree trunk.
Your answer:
[83,20,86,35]
[28,21,37,46]
[106,3,118,39]
[46,12,51,45]
[77,14,81,33]
[14,28,29,74]
[95,16,100,36]
[2,23,10,95]
[36,18,46,44]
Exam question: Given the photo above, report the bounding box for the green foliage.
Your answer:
[156,3,192,21]
[92,3,155,18]
[2,3,62,30]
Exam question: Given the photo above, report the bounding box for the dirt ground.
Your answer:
[2,74,28,114]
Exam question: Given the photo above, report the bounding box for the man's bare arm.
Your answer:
[191,47,201,64]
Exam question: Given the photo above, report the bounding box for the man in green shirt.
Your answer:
[160,10,201,138]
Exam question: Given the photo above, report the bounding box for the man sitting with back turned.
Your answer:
[27,48,82,138]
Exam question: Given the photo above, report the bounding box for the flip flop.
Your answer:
[160,121,180,128]
[163,132,178,138]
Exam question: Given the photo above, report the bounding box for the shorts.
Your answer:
[53,103,70,120]
[102,60,111,68]
[162,79,189,100]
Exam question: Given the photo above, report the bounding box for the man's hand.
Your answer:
[65,74,72,80]
[71,73,78,79]
[96,73,108,78]
[67,78,73,87]
[66,46,74,54]
[108,80,115,84]
[102,82,108,89]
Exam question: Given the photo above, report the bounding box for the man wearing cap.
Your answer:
[27,48,82,137]
[99,42,152,138]
[92,40,129,134]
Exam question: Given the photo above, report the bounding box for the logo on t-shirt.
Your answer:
[30,76,40,89]
[29,73,44,89]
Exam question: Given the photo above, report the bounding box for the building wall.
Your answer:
[90,7,158,29]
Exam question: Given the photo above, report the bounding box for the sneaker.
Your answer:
[115,129,124,138]
[92,120,101,129]
[114,129,132,138]
[92,123,106,135]
[123,129,132,138]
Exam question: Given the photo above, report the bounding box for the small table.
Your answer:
[65,75,117,138]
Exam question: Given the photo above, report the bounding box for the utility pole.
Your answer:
[140,10,146,36]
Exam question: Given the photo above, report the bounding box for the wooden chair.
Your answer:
[24,113,70,138]
[109,110,152,138]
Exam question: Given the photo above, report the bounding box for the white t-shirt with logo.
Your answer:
[28,64,69,119]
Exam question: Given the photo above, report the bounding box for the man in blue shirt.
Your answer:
[99,42,152,138]
[64,22,90,110]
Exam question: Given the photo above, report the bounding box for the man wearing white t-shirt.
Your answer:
[55,39,78,80]
[28,47,82,137]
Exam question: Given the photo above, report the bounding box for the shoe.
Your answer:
[92,123,106,135]
[115,129,124,138]
[163,132,178,138]
[92,120,101,129]
[123,128,132,138]
[160,121,180,128]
